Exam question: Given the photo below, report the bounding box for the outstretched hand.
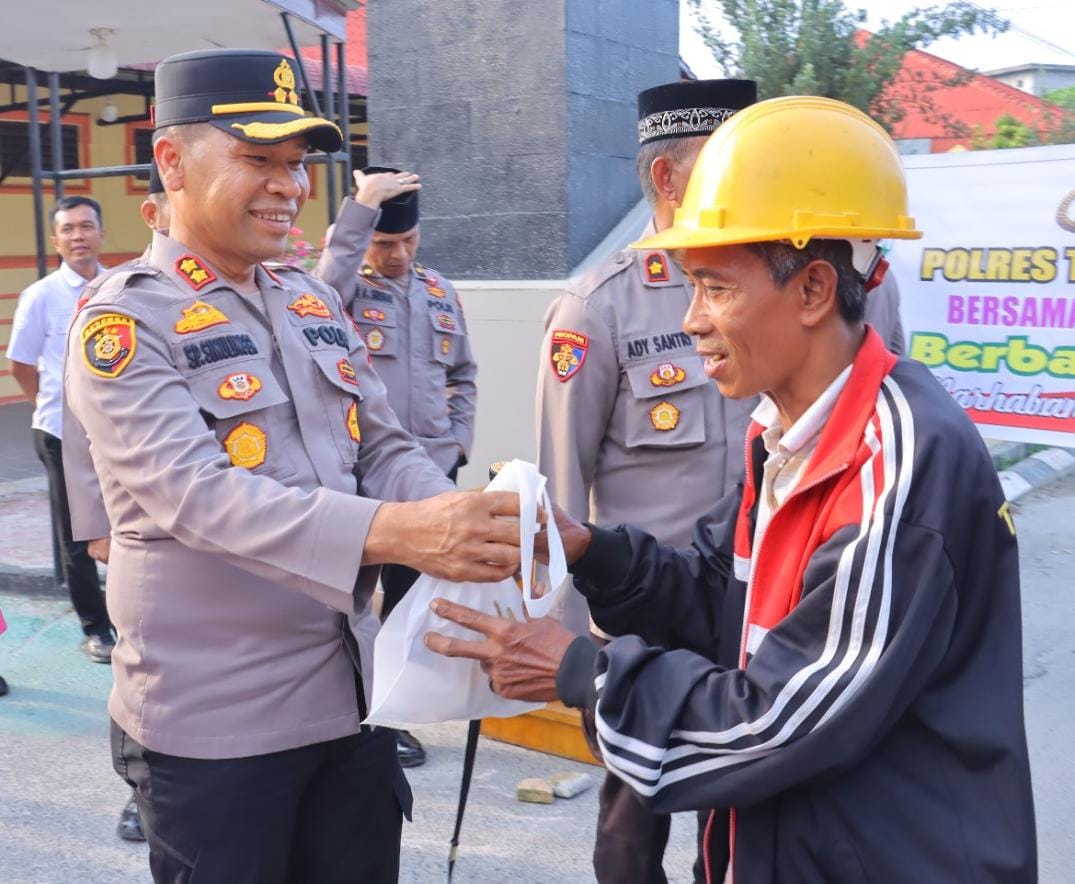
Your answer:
[534,501,592,566]
[424,597,576,702]
[364,490,524,583]
[352,168,420,210]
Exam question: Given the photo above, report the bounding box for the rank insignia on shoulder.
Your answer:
[361,308,386,322]
[649,400,680,431]
[81,313,137,379]
[287,293,332,319]
[550,329,589,383]
[175,300,231,334]
[414,263,437,284]
[644,252,670,284]
[346,401,362,443]
[436,313,457,332]
[176,255,218,291]
[223,422,267,469]
[366,327,385,351]
[218,372,262,401]
[650,362,687,387]
[337,358,359,386]
[440,337,451,356]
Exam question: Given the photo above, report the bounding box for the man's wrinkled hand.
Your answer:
[534,501,591,566]
[352,168,420,210]
[424,598,575,702]
[364,490,523,583]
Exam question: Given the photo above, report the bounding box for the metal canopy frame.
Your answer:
[5,12,354,279]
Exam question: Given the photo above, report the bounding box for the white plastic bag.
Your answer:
[364,460,568,728]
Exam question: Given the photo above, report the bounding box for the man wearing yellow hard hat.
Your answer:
[428,96,1037,881]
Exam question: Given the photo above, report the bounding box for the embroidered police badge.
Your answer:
[436,313,457,332]
[175,300,230,334]
[440,337,451,356]
[218,372,262,401]
[361,308,386,321]
[645,252,670,284]
[366,327,385,351]
[649,363,686,387]
[649,400,681,431]
[346,401,362,443]
[287,293,332,319]
[223,422,267,469]
[81,313,137,379]
[337,358,359,386]
[175,255,217,291]
[550,329,588,382]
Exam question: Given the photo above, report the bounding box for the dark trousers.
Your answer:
[112,721,412,884]
[32,429,109,637]
[380,459,461,621]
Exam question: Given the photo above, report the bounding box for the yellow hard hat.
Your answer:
[633,95,921,252]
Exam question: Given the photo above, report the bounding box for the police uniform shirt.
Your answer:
[317,199,478,475]
[537,221,757,633]
[64,231,453,759]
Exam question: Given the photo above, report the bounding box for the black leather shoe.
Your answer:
[117,794,145,842]
[395,729,426,768]
[0,675,8,696]
[80,632,115,664]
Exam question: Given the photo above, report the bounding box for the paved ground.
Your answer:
[0,403,43,483]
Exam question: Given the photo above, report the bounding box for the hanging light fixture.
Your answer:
[99,98,119,123]
[87,28,118,80]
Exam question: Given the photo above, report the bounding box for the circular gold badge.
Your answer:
[223,422,267,469]
[649,400,681,431]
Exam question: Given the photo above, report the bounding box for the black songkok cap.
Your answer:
[637,79,758,145]
[147,162,164,196]
[153,48,342,152]
[364,166,419,233]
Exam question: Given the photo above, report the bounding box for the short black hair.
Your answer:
[744,239,865,323]
[50,196,103,230]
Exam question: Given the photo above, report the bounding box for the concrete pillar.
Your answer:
[367,0,679,279]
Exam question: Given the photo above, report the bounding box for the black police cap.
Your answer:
[363,166,419,234]
[637,79,758,145]
[154,49,342,152]
[147,162,164,196]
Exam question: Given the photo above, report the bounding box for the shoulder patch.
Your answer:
[644,252,670,284]
[550,329,589,382]
[81,313,137,379]
[176,255,217,291]
[175,300,231,334]
[287,293,332,319]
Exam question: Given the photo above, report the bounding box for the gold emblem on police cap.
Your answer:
[273,59,299,106]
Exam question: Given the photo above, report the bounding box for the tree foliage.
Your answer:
[687,0,1008,133]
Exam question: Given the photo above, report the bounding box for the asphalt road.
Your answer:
[0,470,1072,883]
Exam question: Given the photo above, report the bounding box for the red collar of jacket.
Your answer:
[733,327,898,660]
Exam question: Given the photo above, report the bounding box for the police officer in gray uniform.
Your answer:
[64,49,521,884]
[317,170,478,767]
[536,79,758,884]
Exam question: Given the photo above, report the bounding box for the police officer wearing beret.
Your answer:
[535,79,758,884]
[64,49,523,883]
[317,168,478,767]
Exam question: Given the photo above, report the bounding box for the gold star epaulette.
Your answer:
[644,252,670,284]
[175,255,218,291]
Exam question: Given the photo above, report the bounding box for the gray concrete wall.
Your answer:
[367,0,678,279]
[452,281,563,490]
[564,0,679,268]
